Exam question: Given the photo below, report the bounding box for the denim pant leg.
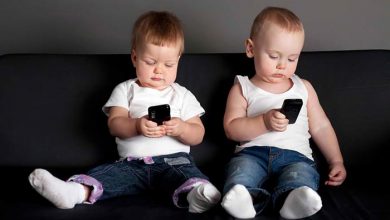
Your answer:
[223,147,271,214]
[272,149,320,207]
[69,160,148,203]
[151,152,210,208]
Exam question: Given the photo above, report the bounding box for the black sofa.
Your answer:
[1,50,389,220]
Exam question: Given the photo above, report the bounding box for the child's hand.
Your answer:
[325,162,347,186]
[137,117,166,138]
[263,109,289,132]
[163,117,185,137]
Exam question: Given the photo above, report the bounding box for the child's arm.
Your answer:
[223,83,288,142]
[304,80,347,186]
[163,116,205,146]
[107,106,166,139]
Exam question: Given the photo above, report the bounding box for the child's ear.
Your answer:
[245,39,255,58]
[131,49,137,67]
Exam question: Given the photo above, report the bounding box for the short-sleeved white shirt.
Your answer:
[103,79,204,158]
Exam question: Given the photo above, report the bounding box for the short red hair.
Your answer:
[250,7,304,39]
[131,11,184,55]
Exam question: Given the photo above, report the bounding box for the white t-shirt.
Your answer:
[103,79,205,158]
[235,74,313,160]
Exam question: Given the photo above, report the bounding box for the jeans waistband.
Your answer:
[124,152,190,165]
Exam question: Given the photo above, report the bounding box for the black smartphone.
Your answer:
[148,104,171,125]
[280,99,303,124]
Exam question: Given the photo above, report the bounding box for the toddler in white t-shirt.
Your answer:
[28,11,220,213]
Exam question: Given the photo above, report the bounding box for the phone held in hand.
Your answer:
[148,104,171,125]
[280,99,303,124]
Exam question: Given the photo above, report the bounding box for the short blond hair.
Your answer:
[131,11,184,54]
[250,7,304,39]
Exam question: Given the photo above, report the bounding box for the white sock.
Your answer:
[221,184,256,219]
[186,183,221,213]
[28,168,86,209]
[279,186,322,219]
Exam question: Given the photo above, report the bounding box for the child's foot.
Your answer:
[279,186,322,219]
[28,168,86,209]
[187,183,221,213]
[221,184,256,219]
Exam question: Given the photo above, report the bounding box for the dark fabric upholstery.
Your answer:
[0,51,389,219]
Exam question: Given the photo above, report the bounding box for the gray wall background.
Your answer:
[1,0,389,55]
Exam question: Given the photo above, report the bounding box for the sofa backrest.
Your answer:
[1,51,389,184]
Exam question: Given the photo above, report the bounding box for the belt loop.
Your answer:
[143,157,154,164]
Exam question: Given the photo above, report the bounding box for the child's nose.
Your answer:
[154,65,163,74]
[276,61,286,70]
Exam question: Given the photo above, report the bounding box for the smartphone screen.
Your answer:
[280,99,303,124]
[148,104,171,125]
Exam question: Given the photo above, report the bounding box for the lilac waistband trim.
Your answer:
[172,177,209,208]
[67,174,103,204]
[126,156,154,164]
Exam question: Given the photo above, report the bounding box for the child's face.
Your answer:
[131,43,181,90]
[247,22,304,85]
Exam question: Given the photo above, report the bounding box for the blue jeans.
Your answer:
[69,152,210,207]
[223,146,320,214]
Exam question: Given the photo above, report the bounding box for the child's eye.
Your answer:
[269,55,278,59]
[145,60,156,65]
[288,59,296,62]
[165,63,175,68]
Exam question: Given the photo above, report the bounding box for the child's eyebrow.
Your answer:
[266,50,300,58]
[266,49,278,53]
[289,54,300,58]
